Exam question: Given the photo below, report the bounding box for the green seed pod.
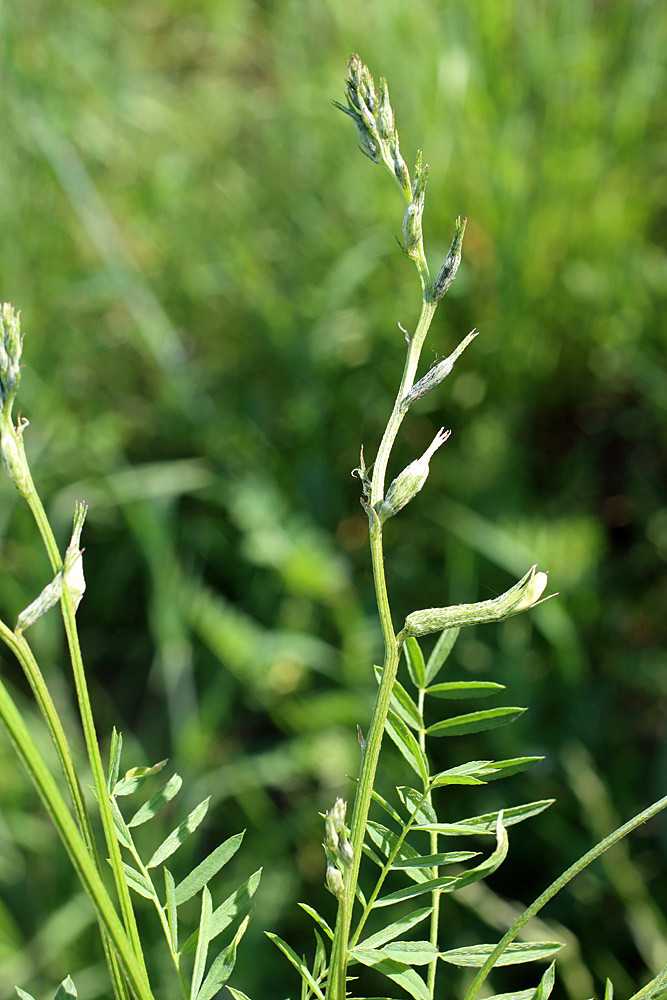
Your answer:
[377,428,450,523]
[400,565,550,638]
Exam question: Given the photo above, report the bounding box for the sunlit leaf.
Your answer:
[165,868,178,951]
[128,773,183,827]
[424,627,459,686]
[385,711,428,786]
[198,912,252,1000]
[361,907,432,949]
[532,961,556,1000]
[53,980,77,1000]
[375,666,423,730]
[374,875,457,907]
[107,728,123,792]
[121,862,154,900]
[350,948,429,1000]
[352,940,438,966]
[404,637,426,688]
[113,759,167,796]
[110,800,133,849]
[426,707,525,738]
[397,786,436,825]
[16,988,36,1000]
[191,887,213,1000]
[391,851,478,869]
[439,942,563,966]
[147,797,210,868]
[415,800,554,836]
[174,832,245,905]
[366,822,430,883]
[181,869,262,955]
[425,681,505,699]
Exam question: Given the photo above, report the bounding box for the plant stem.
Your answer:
[418,688,440,999]
[0,671,153,1000]
[19,463,151,993]
[326,283,438,1000]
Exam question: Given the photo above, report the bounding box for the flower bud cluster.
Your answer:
[0,304,23,415]
[323,797,353,900]
[376,427,450,523]
[400,152,430,260]
[333,55,411,199]
[399,565,550,639]
[433,216,467,301]
[0,305,32,497]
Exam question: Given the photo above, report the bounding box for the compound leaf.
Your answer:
[147,797,210,869]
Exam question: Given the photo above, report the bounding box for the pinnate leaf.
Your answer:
[350,949,429,1000]
[357,940,438,965]
[165,868,178,950]
[416,800,553,836]
[147,797,210,868]
[386,711,428,786]
[122,862,154,900]
[181,869,262,954]
[426,707,525,738]
[54,981,77,1000]
[391,851,478,869]
[113,759,167,796]
[533,961,556,1000]
[361,907,432,949]
[424,627,459,685]
[425,680,505,699]
[439,942,563,967]
[404,637,426,688]
[198,913,251,1000]
[174,832,245,905]
[128,773,183,827]
[375,666,423,730]
[191,887,213,1000]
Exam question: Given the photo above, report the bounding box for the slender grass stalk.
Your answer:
[463,792,667,1000]
[0,671,153,1000]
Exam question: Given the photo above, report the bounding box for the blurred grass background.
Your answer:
[0,0,666,996]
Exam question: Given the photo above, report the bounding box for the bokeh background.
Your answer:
[1,0,666,997]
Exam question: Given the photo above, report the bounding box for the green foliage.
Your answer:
[0,3,665,998]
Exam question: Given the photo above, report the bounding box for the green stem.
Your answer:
[327,276,438,1000]
[417,688,439,999]
[20,467,150,992]
[124,821,190,1000]
[0,672,153,1000]
[463,793,667,1000]
[60,585,151,988]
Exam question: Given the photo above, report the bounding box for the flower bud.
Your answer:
[433,217,466,301]
[377,428,450,523]
[401,330,478,411]
[0,419,31,496]
[399,565,550,639]
[0,304,23,413]
[325,861,345,900]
